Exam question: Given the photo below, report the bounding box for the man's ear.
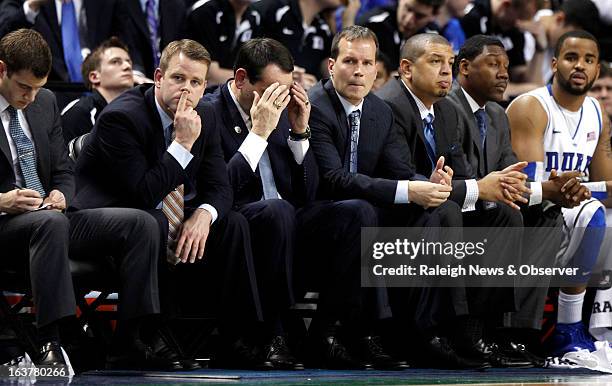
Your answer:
[154,68,163,88]
[459,58,470,77]
[0,60,6,78]
[328,58,335,77]
[399,58,413,79]
[234,68,248,88]
[88,70,100,87]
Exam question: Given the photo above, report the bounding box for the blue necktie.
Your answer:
[474,108,487,149]
[146,0,160,69]
[61,0,83,82]
[348,109,360,174]
[6,106,46,197]
[244,118,278,199]
[423,113,436,170]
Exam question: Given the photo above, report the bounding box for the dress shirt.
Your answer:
[0,93,34,189]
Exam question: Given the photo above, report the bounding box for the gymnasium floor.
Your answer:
[5,368,612,385]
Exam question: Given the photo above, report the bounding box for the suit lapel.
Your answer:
[144,86,167,159]
[220,83,249,149]
[0,120,11,168]
[399,80,429,149]
[127,0,149,40]
[84,0,98,48]
[159,0,178,46]
[43,3,62,44]
[24,103,50,186]
[356,96,377,172]
[453,87,484,158]
[323,80,349,158]
[484,106,496,174]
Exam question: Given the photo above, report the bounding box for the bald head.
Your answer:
[400,33,451,63]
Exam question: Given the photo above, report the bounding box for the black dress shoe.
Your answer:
[35,341,66,367]
[155,328,202,370]
[264,336,304,370]
[505,342,544,367]
[421,336,491,369]
[106,339,183,371]
[357,336,409,370]
[460,340,533,368]
[213,338,274,370]
[309,336,372,370]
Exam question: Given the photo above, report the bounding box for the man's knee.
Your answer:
[31,210,70,236]
[492,203,524,227]
[334,199,378,227]
[435,200,462,227]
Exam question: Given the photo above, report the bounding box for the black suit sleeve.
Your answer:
[0,0,30,37]
[47,93,75,204]
[309,104,399,205]
[61,105,92,144]
[94,110,188,209]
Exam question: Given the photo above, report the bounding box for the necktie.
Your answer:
[146,0,160,69]
[161,125,184,264]
[474,108,487,149]
[61,0,83,82]
[245,118,278,199]
[423,113,436,170]
[348,109,360,174]
[6,106,45,197]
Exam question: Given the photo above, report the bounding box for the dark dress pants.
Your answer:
[0,210,75,327]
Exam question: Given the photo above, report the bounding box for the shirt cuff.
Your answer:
[286,138,309,165]
[395,181,410,204]
[238,132,268,172]
[198,204,218,224]
[167,141,194,169]
[462,179,479,212]
[529,181,543,206]
[23,1,39,24]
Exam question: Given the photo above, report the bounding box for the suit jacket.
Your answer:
[0,89,74,202]
[376,77,473,205]
[307,79,419,206]
[72,84,232,219]
[446,83,518,178]
[0,0,126,82]
[204,82,318,208]
[123,0,187,78]
[61,90,107,144]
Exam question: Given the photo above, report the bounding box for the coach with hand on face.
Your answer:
[73,39,266,370]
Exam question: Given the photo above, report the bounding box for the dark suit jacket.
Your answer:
[0,0,126,82]
[446,83,518,178]
[307,79,419,206]
[203,82,318,208]
[0,89,74,202]
[72,84,232,219]
[376,77,473,205]
[122,0,187,78]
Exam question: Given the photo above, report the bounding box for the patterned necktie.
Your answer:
[6,106,46,196]
[474,108,487,149]
[61,0,83,82]
[162,125,184,264]
[423,113,436,170]
[348,109,360,174]
[146,0,160,69]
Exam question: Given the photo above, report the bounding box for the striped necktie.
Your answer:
[423,113,436,170]
[6,106,46,196]
[146,0,160,69]
[162,125,184,264]
[348,109,360,174]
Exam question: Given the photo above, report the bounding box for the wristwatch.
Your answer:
[289,125,311,141]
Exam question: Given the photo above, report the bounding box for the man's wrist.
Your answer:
[290,125,311,140]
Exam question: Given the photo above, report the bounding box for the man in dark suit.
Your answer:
[122,0,186,79]
[61,37,134,144]
[0,28,162,371]
[450,34,589,362]
[307,25,492,369]
[73,39,266,369]
[205,37,406,370]
[0,0,127,82]
[376,32,538,368]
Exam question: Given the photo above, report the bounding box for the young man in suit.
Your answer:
[307,25,487,369]
[61,37,134,144]
[73,39,267,370]
[0,28,162,372]
[451,34,590,361]
[205,37,407,370]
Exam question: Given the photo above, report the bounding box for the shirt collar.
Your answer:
[154,96,173,131]
[0,93,10,115]
[227,81,251,127]
[401,78,434,121]
[335,91,364,117]
[461,86,484,114]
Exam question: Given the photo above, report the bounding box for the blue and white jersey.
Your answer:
[512,85,603,182]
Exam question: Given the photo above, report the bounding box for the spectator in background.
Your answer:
[589,61,612,121]
[0,0,127,82]
[433,0,469,53]
[358,0,445,66]
[531,0,601,85]
[372,51,392,91]
[122,0,186,79]
[61,37,134,144]
[187,0,260,86]
[253,0,341,80]
[460,0,538,97]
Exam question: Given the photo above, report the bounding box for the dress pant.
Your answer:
[170,210,263,327]
[67,208,161,320]
[0,210,75,327]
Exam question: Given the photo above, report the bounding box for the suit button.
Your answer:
[234,126,242,134]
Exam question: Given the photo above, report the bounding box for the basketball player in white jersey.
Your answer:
[507,30,612,357]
